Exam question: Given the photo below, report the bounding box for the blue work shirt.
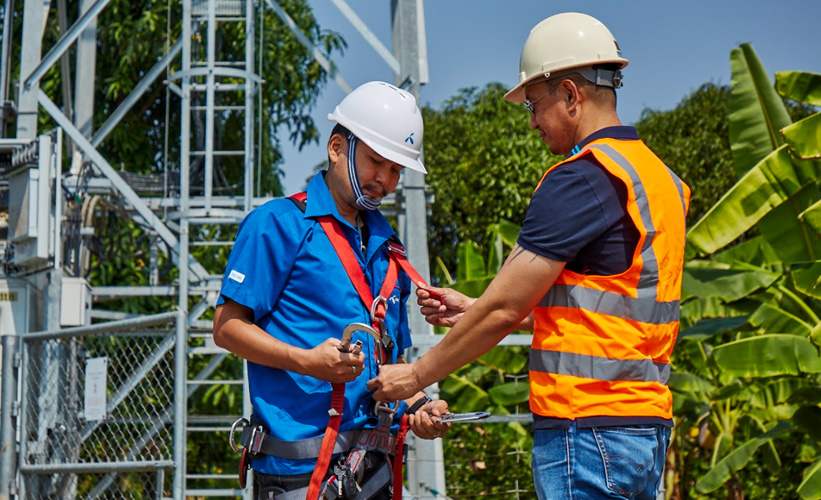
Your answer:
[217,172,413,475]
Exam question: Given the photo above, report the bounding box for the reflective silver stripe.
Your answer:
[240,427,393,460]
[666,167,687,217]
[530,348,671,385]
[540,284,679,324]
[588,144,659,300]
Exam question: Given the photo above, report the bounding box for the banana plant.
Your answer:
[671,44,821,498]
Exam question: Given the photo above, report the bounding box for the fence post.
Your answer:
[0,333,18,500]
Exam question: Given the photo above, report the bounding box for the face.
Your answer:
[327,133,404,209]
[524,79,575,156]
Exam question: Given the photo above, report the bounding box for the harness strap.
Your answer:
[288,193,422,500]
[391,414,411,500]
[240,426,395,459]
[307,384,345,500]
[272,462,393,500]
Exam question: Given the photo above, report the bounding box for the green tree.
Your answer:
[422,83,561,278]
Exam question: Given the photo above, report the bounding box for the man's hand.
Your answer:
[367,363,423,402]
[304,338,365,384]
[416,282,474,328]
[409,399,452,440]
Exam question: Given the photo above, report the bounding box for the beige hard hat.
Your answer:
[505,12,629,103]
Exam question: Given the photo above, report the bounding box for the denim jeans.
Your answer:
[531,422,670,500]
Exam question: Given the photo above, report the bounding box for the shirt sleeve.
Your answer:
[517,158,625,263]
[218,204,304,323]
[395,271,413,355]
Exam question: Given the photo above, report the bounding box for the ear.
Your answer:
[327,133,345,165]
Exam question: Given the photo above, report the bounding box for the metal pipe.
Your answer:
[92,39,183,147]
[0,334,18,499]
[23,311,179,341]
[20,461,175,474]
[23,0,113,89]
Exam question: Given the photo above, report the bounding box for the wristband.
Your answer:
[407,395,431,415]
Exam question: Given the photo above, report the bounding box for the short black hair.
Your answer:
[331,123,351,139]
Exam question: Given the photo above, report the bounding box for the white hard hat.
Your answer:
[505,12,629,103]
[328,81,426,173]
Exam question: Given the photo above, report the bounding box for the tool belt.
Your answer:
[233,417,402,500]
[236,418,396,459]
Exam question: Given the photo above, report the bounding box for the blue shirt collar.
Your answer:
[567,126,639,158]
[303,171,397,243]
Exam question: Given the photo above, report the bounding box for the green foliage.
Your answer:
[669,44,821,500]
[422,83,561,278]
[636,83,736,225]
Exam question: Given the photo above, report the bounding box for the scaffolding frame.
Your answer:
[0,0,452,498]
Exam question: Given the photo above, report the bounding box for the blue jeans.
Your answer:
[531,422,670,500]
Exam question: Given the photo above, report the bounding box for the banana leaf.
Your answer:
[775,71,821,106]
[748,303,813,336]
[748,378,814,409]
[788,387,821,405]
[756,183,821,264]
[677,316,749,343]
[682,267,779,302]
[799,456,821,500]
[800,200,821,241]
[457,241,486,282]
[696,421,791,493]
[487,219,521,249]
[711,334,821,377]
[669,372,715,397]
[686,145,821,257]
[488,381,530,406]
[793,405,821,442]
[479,346,528,373]
[781,113,821,160]
[439,373,490,412]
[712,236,780,267]
[680,297,759,327]
[728,44,792,177]
[486,232,505,275]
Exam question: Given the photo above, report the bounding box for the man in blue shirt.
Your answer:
[214,81,450,500]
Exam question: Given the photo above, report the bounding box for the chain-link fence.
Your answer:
[18,312,179,500]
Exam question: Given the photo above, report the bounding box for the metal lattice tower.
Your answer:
[0,0,445,498]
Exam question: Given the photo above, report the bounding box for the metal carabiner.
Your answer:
[229,417,249,453]
[369,296,388,323]
[340,323,380,352]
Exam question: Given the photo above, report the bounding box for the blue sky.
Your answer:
[279,0,821,194]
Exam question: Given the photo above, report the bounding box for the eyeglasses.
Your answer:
[523,82,562,115]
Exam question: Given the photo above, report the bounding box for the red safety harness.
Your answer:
[290,192,430,500]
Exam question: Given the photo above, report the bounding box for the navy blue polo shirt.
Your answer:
[217,172,412,475]
[518,126,640,276]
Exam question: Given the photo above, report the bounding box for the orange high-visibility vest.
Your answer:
[529,138,690,421]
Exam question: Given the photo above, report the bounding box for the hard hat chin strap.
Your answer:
[347,134,381,210]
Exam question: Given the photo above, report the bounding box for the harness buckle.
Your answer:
[387,241,406,256]
[249,425,265,455]
[229,417,249,453]
[375,400,397,417]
